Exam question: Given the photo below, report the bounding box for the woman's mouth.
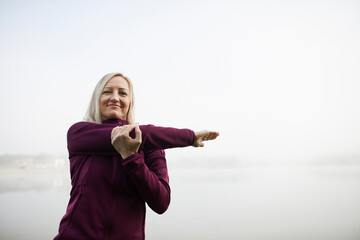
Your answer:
[107,104,121,108]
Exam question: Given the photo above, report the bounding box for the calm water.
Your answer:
[1,166,359,240]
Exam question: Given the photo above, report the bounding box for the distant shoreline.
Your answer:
[0,168,68,175]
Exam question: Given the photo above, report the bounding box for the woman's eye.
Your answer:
[120,92,127,96]
[103,91,111,94]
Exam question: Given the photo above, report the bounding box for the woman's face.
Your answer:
[99,76,131,121]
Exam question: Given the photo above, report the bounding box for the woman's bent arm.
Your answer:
[122,149,170,214]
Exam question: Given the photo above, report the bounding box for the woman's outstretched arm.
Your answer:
[111,123,219,158]
[68,121,218,156]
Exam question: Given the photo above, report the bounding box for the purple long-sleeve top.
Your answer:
[54,118,195,240]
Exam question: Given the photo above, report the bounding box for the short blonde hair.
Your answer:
[84,73,135,124]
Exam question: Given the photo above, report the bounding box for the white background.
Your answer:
[1,0,359,163]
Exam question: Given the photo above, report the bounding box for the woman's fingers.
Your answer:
[112,124,137,140]
[111,127,117,139]
[193,130,219,147]
[111,123,143,159]
[204,131,219,141]
[199,130,219,141]
[111,126,124,140]
[206,131,219,140]
[112,124,142,142]
[123,123,137,135]
[134,124,142,142]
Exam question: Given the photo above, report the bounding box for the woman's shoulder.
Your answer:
[69,121,97,129]
[67,121,103,135]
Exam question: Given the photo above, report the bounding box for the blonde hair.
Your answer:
[84,73,135,124]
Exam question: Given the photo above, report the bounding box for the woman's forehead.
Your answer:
[104,76,129,89]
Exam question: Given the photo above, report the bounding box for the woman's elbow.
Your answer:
[149,195,171,214]
[152,202,170,215]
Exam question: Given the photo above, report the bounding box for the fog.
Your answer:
[0,0,360,239]
[1,0,359,161]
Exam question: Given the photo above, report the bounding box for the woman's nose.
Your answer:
[110,93,120,102]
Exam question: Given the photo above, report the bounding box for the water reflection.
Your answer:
[147,167,360,240]
[1,164,360,240]
[0,171,69,193]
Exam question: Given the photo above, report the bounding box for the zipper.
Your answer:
[103,120,124,240]
[104,152,123,238]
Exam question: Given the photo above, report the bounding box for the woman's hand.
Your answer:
[111,123,142,159]
[192,130,219,147]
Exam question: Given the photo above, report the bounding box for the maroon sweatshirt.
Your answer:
[54,118,195,240]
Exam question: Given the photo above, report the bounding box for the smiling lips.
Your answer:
[108,104,121,108]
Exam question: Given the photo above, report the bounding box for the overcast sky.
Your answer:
[0,0,359,162]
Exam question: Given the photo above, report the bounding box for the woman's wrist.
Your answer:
[121,151,137,159]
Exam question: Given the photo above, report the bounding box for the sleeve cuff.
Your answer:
[122,152,142,164]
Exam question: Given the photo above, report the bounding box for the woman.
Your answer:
[54,73,219,240]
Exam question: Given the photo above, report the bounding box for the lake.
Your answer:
[0,166,359,240]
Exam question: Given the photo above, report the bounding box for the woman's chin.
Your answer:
[109,112,125,120]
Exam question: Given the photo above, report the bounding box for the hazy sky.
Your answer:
[0,0,359,162]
